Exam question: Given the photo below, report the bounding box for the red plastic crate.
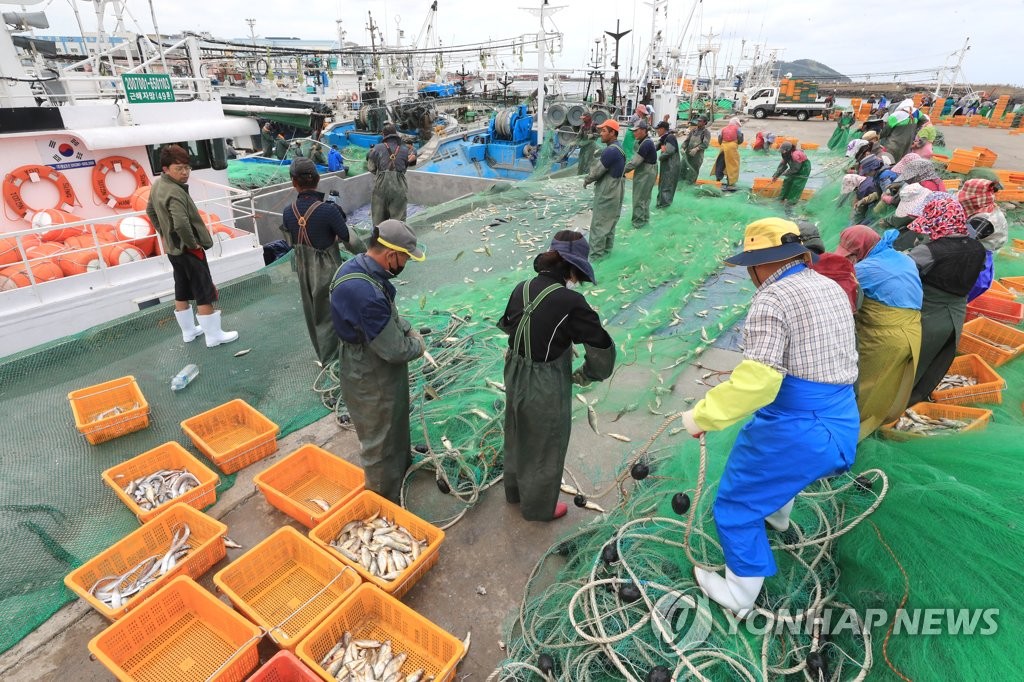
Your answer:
[248,650,321,682]
[966,292,1024,325]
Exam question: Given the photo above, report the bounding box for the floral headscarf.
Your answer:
[958,179,997,217]
[909,194,968,239]
[898,157,940,184]
[841,174,867,196]
[895,183,933,218]
[891,152,921,175]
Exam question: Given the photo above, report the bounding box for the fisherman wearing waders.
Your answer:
[682,219,859,617]
[623,119,658,228]
[366,123,417,227]
[499,232,615,521]
[772,142,812,206]
[582,119,626,259]
[680,115,711,184]
[655,120,681,208]
[282,158,365,367]
[329,220,426,502]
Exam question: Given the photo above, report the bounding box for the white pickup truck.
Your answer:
[744,86,828,121]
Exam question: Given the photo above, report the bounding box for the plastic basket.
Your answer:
[88,576,261,682]
[65,505,226,621]
[213,527,360,650]
[985,279,1016,300]
[253,445,366,528]
[880,402,992,441]
[930,354,1005,405]
[1001,276,1024,294]
[958,317,1024,367]
[965,292,1024,325]
[309,490,444,599]
[181,399,280,474]
[248,651,321,682]
[68,375,150,445]
[296,583,464,682]
[102,442,219,523]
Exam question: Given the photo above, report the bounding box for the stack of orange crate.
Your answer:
[995,170,1024,202]
[929,99,945,123]
[991,95,1010,121]
[946,148,983,174]
[972,146,998,167]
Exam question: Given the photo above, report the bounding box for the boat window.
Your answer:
[146,139,226,173]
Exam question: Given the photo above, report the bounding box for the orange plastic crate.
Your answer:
[1000,276,1024,293]
[102,442,219,523]
[880,403,992,441]
[213,527,360,650]
[88,576,261,682]
[972,146,997,167]
[309,490,444,599]
[694,179,722,187]
[254,445,365,528]
[296,584,464,682]
[943,179,961,190]
[987,279,1015,298]
[249,651,321,682]
[64,505,226,621]
[800,142,820,150]
[996,190,1024,202]
[752,177,781,198]
[800,189,814,201]
[181,399,280,474]
[68,375,150,445]
[958,317,1024,367]
[932,154,951,163]
[966,292,1024,324]
[930,354,1005,406]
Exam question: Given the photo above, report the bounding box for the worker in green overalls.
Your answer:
[576,113,598,176]
[499,231,615,521]
[772,142,812,206]
[366,123,417,226]
[623,119,658,228]
[583,120,626,258]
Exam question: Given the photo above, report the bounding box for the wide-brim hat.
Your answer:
[725,218,809,267]
[549,234,596,283]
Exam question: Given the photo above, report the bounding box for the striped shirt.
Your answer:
[743,262,859,385]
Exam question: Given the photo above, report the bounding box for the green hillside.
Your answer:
[776,59,851,82]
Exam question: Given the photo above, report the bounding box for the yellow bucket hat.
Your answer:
[724,218,809,267]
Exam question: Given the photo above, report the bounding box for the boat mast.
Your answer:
[522,0,563,144]
[604,21,630,114]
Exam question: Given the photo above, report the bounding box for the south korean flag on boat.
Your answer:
[36,136,96,170]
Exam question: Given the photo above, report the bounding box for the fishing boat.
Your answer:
[0,2,264,358]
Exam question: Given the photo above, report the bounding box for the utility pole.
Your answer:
[246,18,256,50]
[605,21,631,114]
[522,1,564,144]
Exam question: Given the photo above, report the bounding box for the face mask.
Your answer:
[385,253,406,278]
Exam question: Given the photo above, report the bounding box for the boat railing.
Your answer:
[52,35,213,105]
[1,181,257,295]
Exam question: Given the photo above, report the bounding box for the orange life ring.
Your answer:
[2,164,79,220]
[92,155,151,209]
[350,92,359,102]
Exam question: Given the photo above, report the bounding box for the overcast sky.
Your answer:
[27,0,1021,86]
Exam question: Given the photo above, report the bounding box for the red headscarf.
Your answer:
[909,194,968,239]
[810,253,860,313]
[835,225,881,263]
[958,179,997,217]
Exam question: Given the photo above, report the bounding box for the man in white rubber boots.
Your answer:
[147,144,239,348]
[681,219,859,617]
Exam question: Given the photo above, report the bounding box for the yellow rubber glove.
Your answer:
[690,359,784,432]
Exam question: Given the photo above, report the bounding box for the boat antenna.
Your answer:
[604,20,631,114]
[146,0,168,75]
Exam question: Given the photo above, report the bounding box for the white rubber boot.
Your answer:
[765,498,796,532]
[197,310,239,347]
[694,566,764,618]
[174,308,203,343]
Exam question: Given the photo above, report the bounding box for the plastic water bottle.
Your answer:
[171,364,199,392]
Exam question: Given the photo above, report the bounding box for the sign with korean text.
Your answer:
[121,74,175,104]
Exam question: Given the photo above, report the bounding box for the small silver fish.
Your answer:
[233,348,251,357]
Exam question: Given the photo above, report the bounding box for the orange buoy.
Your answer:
[95,223,118,242]
[129,186,151,212]
[0,234,42,266]
[2,164,79,219]
[25,242,67,264]
[0,261,64,290]
[101,243,146,267]
[56,248,103,275]
[32,209,88,242]
[117,215,157,256]
[211,224,245,242]
[92,155,151,209]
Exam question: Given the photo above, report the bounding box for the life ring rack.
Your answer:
[92,155,151,209]
[2,164,80,220]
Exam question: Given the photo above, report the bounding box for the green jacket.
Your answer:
[145,175,213,256]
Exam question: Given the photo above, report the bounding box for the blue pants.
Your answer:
[713,376,858,577]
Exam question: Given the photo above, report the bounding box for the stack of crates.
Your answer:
[778,78,818,104]
[991,95,1011,121]
[972,146,998,167]
[946,148,983,174]
[994,171,1024,202]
